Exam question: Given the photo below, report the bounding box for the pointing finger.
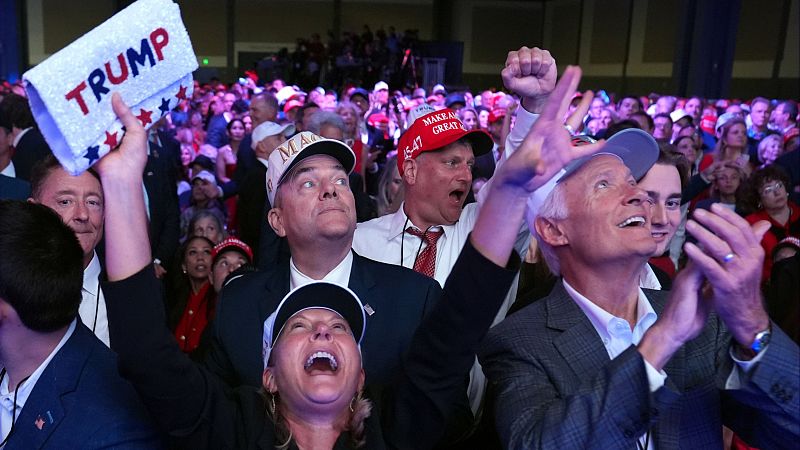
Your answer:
[541,65,581,122]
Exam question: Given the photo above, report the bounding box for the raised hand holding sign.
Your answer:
[23,0,197,175]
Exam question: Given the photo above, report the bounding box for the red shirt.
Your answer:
[173,282,214,353]
[745,201,800,283]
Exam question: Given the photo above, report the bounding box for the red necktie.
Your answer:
[406,227,443,278]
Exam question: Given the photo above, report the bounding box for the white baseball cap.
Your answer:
[251,121,295,150]
[266,131,355,205]
[191,170,216,185]
[670,109,691,124]
[373,81,389,92]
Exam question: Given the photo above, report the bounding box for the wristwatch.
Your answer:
[750,328,772,354]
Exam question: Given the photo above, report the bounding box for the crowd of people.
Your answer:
[0,42,798,450]
[261,26,422,91]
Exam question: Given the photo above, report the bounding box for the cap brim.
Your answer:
[277,139,356,186]
[558,128,659,182]
[461,129,494,157]
[271,282,366,348]
[279,123,296,137]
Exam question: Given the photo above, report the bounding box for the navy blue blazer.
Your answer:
[479,283,800,450]
[10,128,50,182]
[204,251,442,388]
[4,322,161,449]
[144,147,180,266]
[0,174,30,200]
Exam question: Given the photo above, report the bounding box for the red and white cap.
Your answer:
[396,106,492,175]
[211,237,254,263]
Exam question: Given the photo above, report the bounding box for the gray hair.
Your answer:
[533,182,569,276]
[306,111,345,136]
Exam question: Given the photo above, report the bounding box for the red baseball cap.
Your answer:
[211,237,254,264]
[397,107,492,175]
[283,99,303,114]
[488,109,506,124]
[700,115,717,135]
[367,112,389,127]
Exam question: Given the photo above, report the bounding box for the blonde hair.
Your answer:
[711,118,747,162]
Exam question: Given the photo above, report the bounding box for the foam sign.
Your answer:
[23,0,197,175]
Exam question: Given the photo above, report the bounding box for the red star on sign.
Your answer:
[176,85,187,100]
[136,108,153,127]
[103,130,118,149]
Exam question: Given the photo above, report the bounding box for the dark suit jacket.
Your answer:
[0,174,30,200]
[236,162,269,257]
[204,251,442,388]
[145,147,180,266]
[472,151,496,181]
[768,254,800,343]
[478,283,800,450]
[11,128,50,182]
[104,237,518,449]
[5,323,161,449]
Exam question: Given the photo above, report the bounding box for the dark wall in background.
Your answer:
[17,0,800,99]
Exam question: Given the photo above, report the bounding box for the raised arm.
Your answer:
[96,94,243,445]
[97,93,151,281]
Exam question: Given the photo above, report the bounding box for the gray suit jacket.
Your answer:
[478,283,799,450]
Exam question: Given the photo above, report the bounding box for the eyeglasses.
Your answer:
[760,182,785,196]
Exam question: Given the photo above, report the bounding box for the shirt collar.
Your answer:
[12,127,32,148]
[386,202,454,240]
[257,157,269,169]
[0,160,15,178]
[289,250,354,290]
[639,264,662,290]
[563,279,658,345]
[83,252,101,296]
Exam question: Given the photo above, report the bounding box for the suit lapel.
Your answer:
[11,324,91,449]
[260,263,290,320]
[546,284,611,379]
[348,252,376,313]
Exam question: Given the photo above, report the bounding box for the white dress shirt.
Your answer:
[565,279,664,450]
[81,252,110,347]
[563,278,766,449]
[0,161,15,178]
[353,201,481,288]
[639,264,662,290]
[1,320,76,443]
[289,251,353,290]
[11,128,32,149]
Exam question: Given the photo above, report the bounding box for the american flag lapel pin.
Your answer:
[363,304,375,316]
